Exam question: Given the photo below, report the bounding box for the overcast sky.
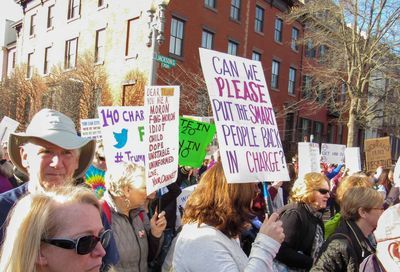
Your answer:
[1,0,23,22]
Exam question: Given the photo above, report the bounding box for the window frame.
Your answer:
[47,5,55,29]
[201,30,214,49]
[29,14,36,36]
[227,40,238,55]
[67,0,81,20]
[271,60,280,89]
[169,17,185,56]
[230,0,241,21]
[95,28,106,63]
[43,46,51,74]
[255,5,264,33]
[274,18,283,43]
[27,52,33,78]
[252,51,261,61]
[65,37,78,69]
[288,67,296,95]
[291,27,299,51]
[204,0,216,9]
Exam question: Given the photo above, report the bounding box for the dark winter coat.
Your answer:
[311,219,375,272]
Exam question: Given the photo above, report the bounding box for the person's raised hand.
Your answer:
[150,210,167,238]
[259,213,285,243]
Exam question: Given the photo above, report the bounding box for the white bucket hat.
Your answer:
[8,109,96,179]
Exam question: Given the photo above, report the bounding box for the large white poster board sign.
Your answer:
[80,118,102,140]
[177,185,197,210]
[98,106,147,170]
[320,143,345,164]
[0,116,19,144]
[345,147,361,174]
[298,142,321,178]
[145,86,180,194]
[199,48,289,183]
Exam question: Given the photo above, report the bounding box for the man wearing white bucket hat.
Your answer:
[0,109,118,270]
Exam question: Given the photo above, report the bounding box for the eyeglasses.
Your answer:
[370,207,385,211]
[97,156,106,162]
[42,229,111,255]
[316,188,330,195]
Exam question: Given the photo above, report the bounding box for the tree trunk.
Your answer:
[347,99,359,147]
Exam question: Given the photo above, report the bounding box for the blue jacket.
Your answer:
[0,183,119,271]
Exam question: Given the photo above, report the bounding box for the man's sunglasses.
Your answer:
[316,188,330,195]
[42,229,111,255]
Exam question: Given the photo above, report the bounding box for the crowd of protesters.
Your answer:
[0,108,400,272]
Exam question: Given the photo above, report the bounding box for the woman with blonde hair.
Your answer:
[0,186,110,272]
[325,174,372,239]
[172,162,284,271]
[311,187,384,271]
[274,172,330,270]
[103,162,166,272]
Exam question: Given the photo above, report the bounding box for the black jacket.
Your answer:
[311,219,375,272]
[276,202,325,270]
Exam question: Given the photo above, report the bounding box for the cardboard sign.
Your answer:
[199,48,289,183]
[145,86,180,194]
[364,137,391,171]
[320,143,345,164]
[97,106,147,170]
[0,116,19,144]
[345,147,361,174]
[179,117,216,168]
[298,142,321,178]
[80,118,102,140]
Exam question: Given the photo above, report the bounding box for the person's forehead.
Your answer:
[26,138,74,151]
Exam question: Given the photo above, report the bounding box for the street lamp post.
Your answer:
[147,0,170,86]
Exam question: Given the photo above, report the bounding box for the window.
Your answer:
[252,51,261,61]
[291,27,299,51]
[44,46,51,74]
[313,122,324,143]
[305,40,316,58]
[30,14,36,36]
[47,5,54,29]
[298,118,312,142]
[95,29,105,63]
[288,67,296,95]
[284,113,295,142]
[302,75,313,98]
[201,30,213,49]
[169,17,184,56]
[65,38,78,69]
[98,0,105,7]
[27,53,33,78]
[327,124,334,143]
[255,6,264,32]
[126,17,139,57]
[204,0,215,8]
[12,51,16,68]
[230,0,240,21]
[227,41,238,55]
[318,45,327,62]
[271,60,280,89]
[68,0,81,20]
[274,18,283,42]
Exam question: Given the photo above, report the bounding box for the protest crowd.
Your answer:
[0,52,400,272]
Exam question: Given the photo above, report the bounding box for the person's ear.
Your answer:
[36,247,48,267]
[358,207,368,219]
[20,146,29,168]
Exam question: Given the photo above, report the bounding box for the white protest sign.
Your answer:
[145,86,180,194]
[80,118,102,140]
[0,116,19,144]
[345,147,361,174]
[177,184,197,209]
[320,143,345,164]
[394,157,400,187]
[97,106,147,170]
[298,142,321,178]
[199,48,289,183]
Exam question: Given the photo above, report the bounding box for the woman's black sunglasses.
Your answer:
[42,229,111,255]
[316,188,330,195]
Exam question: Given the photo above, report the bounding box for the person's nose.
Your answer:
[91,241,106,258]
[50,154,62,168]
